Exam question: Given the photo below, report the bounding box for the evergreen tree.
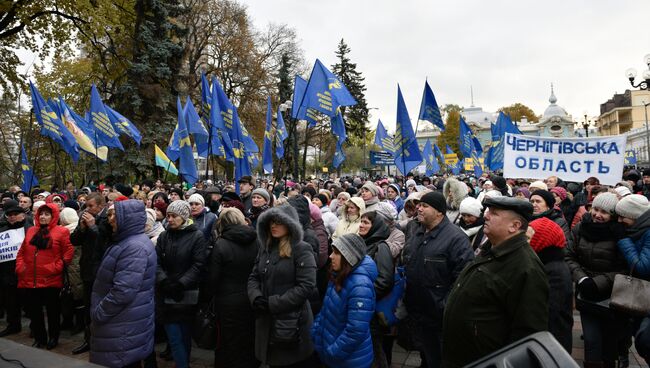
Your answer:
[111,0,187,179]
[436,104,464,159]
[332,39,369,140]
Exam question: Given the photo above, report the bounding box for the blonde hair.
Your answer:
[274,196,289,207]
[266,225,292,258]
[216,207,247,235]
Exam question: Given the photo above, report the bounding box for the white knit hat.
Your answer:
[591,192,619,214]
[529,181,548,191]
[459,197,483,217]
[614,186,632,198]
[615,194,650,220]
[188,193,205,206]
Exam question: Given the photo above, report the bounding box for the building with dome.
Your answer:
[535,85,575,138]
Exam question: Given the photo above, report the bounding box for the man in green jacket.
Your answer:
[442,197,549,367]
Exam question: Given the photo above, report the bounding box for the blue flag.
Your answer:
[30,82,80,161]
[262,97,274,174]
[21,144,38,193]
[299,59,356,118]
[331,110,347,144]
[292,75,319,126]
[625,150,637,165]
[446,145,454,155]
[434,143,444,162]
[333,139,346,169]
[211,76,239,161]
[486,111,521,171]
[422,139,440,176]
[105,105,142,146]
[451,160,462,175]
[374,120,395,154]
[166,121,180,162]
[231,106,252,193]
[393,85,423,175]
[176,97,198,185]
[472,136,483,157]
[418,80,445,131]
[275,106,288,159]
[458,115,473,158]
[90,84,124,151]
[184,97,210,158]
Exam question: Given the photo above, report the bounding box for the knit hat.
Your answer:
[169,187,183,198]
[314,193,329,207]
[459,197,483,217]
[406,179,417,188]
[337,192,351,201]
[529,217,566,253]
[64,199,80,211]
[529,180,548,192]
[531,190,555,210]
[614,186,632,198]
[616,181,633,191]
[388,183,401,194]
[115,184,133,197]
[361,181,379,197]
[515,187,531,199]
[550,187,567,202]
[484,190,503,199]
[188,193,205,206]
[33,200,45,211]
[59,207,79,226]
[420,192,447,214]
[153,201,168,217]
[252,188,270,204]
[309,203,322,221]
[590,192,618,214]
[332,233,367,267]
[615,194,650,220]
[167,200,191,221]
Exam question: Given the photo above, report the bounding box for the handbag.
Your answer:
[270,309,302,347]
[610,261,650,316]
[376,266,406,328]
[192,297,219,349]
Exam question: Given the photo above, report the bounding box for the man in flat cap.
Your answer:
[401,192,474,367]
[441,197,549,367]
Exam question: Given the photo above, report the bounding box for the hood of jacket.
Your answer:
[350,255,379,283]
[36,203,60,230]
[346,197,366,215]
[362,214,391,250]
[628,209,650,240]
[443,178,468,210]
[221,223,257,244]
[288,195,311,227]
[257,205,304,247]
[114,199,146,242]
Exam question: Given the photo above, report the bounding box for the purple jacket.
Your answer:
[90,200,157,367]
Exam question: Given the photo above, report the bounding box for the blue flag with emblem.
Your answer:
[458,115,473,158]
[58,98,109,161]
[262,97,274,174]
[166,121,180,162]
[299,59,356,118]
[446,145,454,155]
[211,76,240,161]
[374,119,395,155]
[175,97,198,185]
[486,111,521,171]
[418,80,445,131]
[451,160,462,175]
[30,82,80,162]
[104,105,142,146]
[89,84,124,151]
[331,110,347,144]
[184,97,210,158]
[292,75,319,126]
[472,136,483,157]
[275,106,288,159]
[232,106,252,193]
[21,144,38,193]
[422,139,440,176]
[333,139,346,169]
[434,143,444,163]
[393,85,423,175]
[625,150,637,165]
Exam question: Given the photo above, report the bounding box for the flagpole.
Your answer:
[28,109,36,194]
[94,130,100,184]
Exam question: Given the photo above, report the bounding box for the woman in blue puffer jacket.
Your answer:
[311,233,378,368]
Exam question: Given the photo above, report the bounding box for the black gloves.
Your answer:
[160,279,185,302]
[578,278,600,301]
[252,296,269,314]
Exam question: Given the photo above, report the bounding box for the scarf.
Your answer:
[30,225,51,249]
[579,213,625,242]
[364,197,379,207]
[178,218,194,230]
[248,204,269,222]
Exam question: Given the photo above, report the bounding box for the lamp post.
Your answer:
[625,54,650,90]
[365,107,379,175]
[644,102,650,163]
[582,114,591,138]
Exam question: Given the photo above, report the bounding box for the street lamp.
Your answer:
[644,102,650,163]
[575,114,592,138]
[625,54,650,90]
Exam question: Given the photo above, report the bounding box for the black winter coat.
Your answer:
[155,224,207,323]
[208,224,258,306]
[362,219,394,300]
[402,216,474,327]
[70,208,111,284]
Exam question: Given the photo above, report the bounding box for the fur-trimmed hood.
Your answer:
[256,204,304,247]
[443,178,468,210]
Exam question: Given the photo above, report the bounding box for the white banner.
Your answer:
[503,133,626,186]
[0,228,25,263]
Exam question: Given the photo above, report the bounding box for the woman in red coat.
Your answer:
[16,202,74,350]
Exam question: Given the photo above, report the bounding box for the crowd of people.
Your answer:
[1,170,650,367]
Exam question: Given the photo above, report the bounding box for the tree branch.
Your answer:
[0,8,88,40]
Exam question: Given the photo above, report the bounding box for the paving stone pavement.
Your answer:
[0,310,647,367]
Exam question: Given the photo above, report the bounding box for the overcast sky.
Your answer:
[244,0,650,132]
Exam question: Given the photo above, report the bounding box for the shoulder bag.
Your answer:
[610,260,650,316]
